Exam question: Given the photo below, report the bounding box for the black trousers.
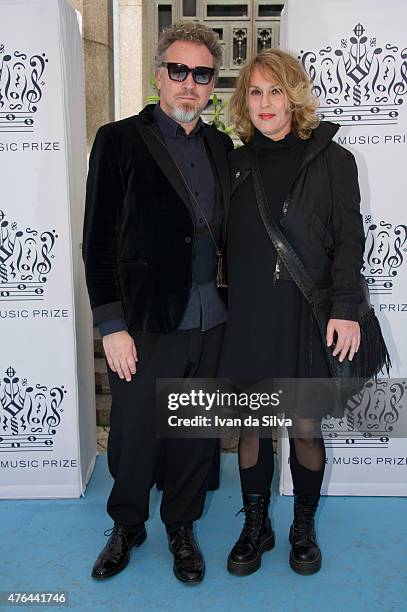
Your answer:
[106,324,224,530]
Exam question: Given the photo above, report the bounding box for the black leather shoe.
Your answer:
[227,493,275,576]
[289,495,322,575]
[168,524,205,584]
[91,525,147,579]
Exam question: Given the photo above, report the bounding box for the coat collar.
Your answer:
[135,109,193,214]
[297,121,339,175]
[136,104,230,219]
[229,121,340,195]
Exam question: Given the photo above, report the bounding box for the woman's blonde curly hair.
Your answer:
[230,49,320,142]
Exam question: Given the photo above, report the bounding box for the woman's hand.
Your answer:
[326,319,360,362]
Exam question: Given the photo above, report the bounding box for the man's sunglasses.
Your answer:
[161,62,215,85]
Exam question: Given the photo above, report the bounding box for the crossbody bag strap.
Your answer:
[250,155,318,306]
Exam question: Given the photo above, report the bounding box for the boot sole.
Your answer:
[227,533,275,576]
[289,550,321,575]
[91,528,147,580]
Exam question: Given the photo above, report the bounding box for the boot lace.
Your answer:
[236,500,264,541]
[170,527,195,558]
[293,504,317,541]
[102,526,133,554]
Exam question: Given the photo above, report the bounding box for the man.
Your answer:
[83,21,233,583]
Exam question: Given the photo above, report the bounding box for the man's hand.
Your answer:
[326,319,360,363]
[103,330,138,382]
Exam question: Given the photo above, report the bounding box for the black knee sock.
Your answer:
[288,437,326,497]
[239,438,274,494]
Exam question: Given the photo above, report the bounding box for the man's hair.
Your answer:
[155,20,223,77]
[230,48,320,142]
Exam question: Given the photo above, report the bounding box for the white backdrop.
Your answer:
[0,0,96,497]
[279,0,407,495]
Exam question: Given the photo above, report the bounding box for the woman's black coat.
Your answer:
[228,121,365,322]
[82,104,233,333]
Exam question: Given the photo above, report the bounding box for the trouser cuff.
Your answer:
[165,521,193,534]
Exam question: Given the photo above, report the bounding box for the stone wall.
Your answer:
[68,0,147,147]
[68,0,114,147]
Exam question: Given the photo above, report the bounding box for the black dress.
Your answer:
[219,128,332,417]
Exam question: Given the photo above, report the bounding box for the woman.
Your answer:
[219,49,365,576]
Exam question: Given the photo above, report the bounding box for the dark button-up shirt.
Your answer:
[154,103,215,228]
[98,103,226,336]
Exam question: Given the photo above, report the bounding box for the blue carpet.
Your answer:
[0,453,405,611]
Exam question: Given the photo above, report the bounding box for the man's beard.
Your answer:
[169,101,202,124]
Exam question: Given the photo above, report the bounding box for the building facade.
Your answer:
[70,0,284,146]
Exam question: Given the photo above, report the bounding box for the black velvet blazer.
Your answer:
[82,104,233,333]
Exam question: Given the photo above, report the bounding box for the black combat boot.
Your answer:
[227,493,275,576]
[289,494,322,575]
